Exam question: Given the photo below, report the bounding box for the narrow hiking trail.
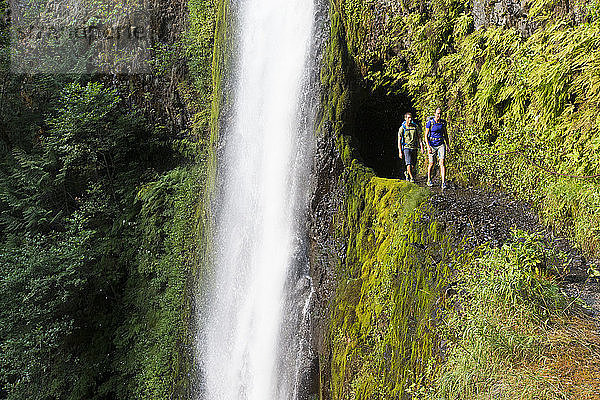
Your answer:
[424,182,600,321]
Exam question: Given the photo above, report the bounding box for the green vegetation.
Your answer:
[430,230,600,399]
[115,163,207,399]
[0,79,173,398]
[319,0,600,398]
[317,9,453,397]
[329,173,452,399]
[186,0,217,140]
[0,0,217,398]
[328,0,600,255]
[415,21,600,255]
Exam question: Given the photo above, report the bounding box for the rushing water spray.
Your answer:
[199,0,319,398]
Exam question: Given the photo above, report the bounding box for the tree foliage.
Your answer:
[1,0,216,396]
[0,80,172,399]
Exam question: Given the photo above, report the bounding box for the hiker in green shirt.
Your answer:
[398,112,423,182]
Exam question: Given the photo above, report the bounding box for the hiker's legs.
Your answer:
[404,149,416,180]
[397,156,405,179]
[439,144,446,184]
[427,152,435,182]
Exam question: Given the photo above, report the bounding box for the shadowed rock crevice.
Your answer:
[345,84,414,179]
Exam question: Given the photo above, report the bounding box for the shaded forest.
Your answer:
[0,0,215,397]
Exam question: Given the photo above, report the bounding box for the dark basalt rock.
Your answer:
[428,184,541,249]
[308,122,345,352]
[472,0,589,37]
[305,120,346,400]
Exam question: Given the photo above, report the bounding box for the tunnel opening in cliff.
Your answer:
[346,83,415,179]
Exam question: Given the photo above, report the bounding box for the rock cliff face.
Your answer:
[472,0,534,34]
[472,0,589,36]
[305,3,451,397]
[304,0,600,397]
[108,0,192,135]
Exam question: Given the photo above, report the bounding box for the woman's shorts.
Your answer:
[428,144,446,162]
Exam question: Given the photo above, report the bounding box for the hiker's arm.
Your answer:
[398,126,403,158]
[424,124,432,153]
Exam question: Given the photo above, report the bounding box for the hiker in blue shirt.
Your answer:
[398,112,423,182]
[425,107,449,189]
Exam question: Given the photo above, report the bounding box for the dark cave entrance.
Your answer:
[346,84,416,179]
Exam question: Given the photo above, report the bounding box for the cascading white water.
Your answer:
[199,0,318,398]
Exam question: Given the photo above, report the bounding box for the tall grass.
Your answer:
[429,230,596,399]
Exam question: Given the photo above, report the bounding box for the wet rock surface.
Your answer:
[425,180,600,320]
[306,124,347,400]
[428,182,540,249]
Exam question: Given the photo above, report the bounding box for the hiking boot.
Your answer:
[427,180,433,187]
[404,171,409,181]
[409,177,414,183]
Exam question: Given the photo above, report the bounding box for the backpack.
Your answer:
[400,121,419,149]
[426,116,447,146]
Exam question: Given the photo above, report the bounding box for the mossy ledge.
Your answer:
[329,174,453,398]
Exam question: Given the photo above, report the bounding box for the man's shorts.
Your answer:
[428,144,446,162]
[403,148,417,166]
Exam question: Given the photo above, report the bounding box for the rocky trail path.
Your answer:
[423,180,600,321]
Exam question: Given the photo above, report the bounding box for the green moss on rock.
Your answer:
[328,0,600,255]
[315,5,454,398]
[329,171,452,399]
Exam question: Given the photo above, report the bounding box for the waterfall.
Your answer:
[198,0,323,398]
